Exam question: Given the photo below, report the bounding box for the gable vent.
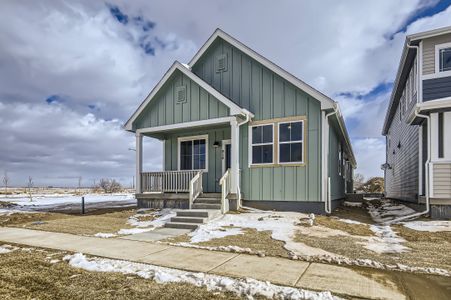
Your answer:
[215,54,228,72]
[175,86,187,104]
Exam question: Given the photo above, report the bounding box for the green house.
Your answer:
[125,29,356,216]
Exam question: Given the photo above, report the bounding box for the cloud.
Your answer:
[0,0,450,185]
[353,138,386,179]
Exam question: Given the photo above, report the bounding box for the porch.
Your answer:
[134,116,246,213]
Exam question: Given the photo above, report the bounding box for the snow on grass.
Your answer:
[364,225,409,254]
[366,199,416,223]
[1,193,135,207]
[94,233,117,238]
[337,218,363,225]
[0,244,18,254]
[63,253,339,300]
[402,221,451,232]
[343,201,362,207]
[185,211,333,257]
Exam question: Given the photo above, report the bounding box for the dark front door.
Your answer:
[225,144,231,170]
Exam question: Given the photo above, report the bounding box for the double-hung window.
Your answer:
[250,124,274,164]
[179,135,207,171]
[438,46,451,72]
[278,121,304,164]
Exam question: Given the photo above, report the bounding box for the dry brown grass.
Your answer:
[330,203,375,224]
[393,224,451,243]
[1,210,137,236]
[314,216,374,236]
[164,228,291,258]
[0,247,243,300]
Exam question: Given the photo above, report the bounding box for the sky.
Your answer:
[1,0,451,187]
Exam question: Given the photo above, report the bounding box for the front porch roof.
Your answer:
[407,98,451,125]
[124,61,253,132]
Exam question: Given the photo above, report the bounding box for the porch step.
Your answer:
[192,203,221,210]
[175,210,210,218]
[170,216,205,224]
[164,222,199,230]
[198,193,221,198]
[194,198,221,204]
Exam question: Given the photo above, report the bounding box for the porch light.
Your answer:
[213,141,221,148]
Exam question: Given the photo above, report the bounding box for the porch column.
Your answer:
[230,118,239,194]
[136,132,143,194]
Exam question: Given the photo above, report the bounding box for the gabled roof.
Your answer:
[189,29,336,110]
[124,61,250,131]
[382,25,451,135]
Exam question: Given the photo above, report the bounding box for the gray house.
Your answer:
[382,26,451,219]
[125,29,355,223]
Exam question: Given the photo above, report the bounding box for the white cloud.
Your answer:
[353,138,386,179]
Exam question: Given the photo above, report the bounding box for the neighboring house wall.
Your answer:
[328,121,345,200]
[191,38,322,202]
[385,90,419,202]
[133,70,230,130]
[164,127,231,193]
[432,163,451,198]
[422,33,451,75]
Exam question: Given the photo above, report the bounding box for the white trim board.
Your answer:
[136,116,235,134]
[189,29,335,110]
[124,61,248,131]
[434,42,451,75]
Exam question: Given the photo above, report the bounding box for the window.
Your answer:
[250,124,274,164]
[439,47,451,72]
[178,135,207,171]
[338,143,342,176]
[438,112,444,158]
[278,121,304,164]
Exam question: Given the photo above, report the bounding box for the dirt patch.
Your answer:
[314,216,373,236]
[1,210,137,236]
[0,247,242,300]
[331,203,375,224]
[0,201,17,208]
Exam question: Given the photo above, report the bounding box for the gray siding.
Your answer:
[385,95,419,202]
[164,127,231,193]
[191,38,322,202]
[133,70,229,130]
[423,76,451,101]
[422,33,451,75]
[329,122,345,200]
[433,163,451,198]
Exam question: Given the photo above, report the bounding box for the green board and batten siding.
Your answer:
[133,69,230,130]
[191,38,322,202]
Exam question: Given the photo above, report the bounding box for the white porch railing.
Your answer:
[219,169,231,214]
[141,170,200,193]
[189,171,203,209]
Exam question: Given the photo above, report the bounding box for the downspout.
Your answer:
[387,110,431,224]
[235,110,252,208]
[324,109,337,214]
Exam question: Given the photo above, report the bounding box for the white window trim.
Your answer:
[177,134,209,172]
[248,123,275,166]
[277,120,305,165]
[435,42,451,75]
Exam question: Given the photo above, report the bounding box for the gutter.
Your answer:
[235,109,253,208]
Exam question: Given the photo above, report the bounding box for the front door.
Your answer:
[222,140,232,175]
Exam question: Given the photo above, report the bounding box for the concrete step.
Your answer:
[164,222,199,230]
[176,210,210,218]
[198,193,221,198]
[194,198,221,204]
[192,203,221,210]
[170,216,205,224]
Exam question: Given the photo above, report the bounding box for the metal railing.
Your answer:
[189,171,203,209]
[219,169,231,214]
[141,171,200,193]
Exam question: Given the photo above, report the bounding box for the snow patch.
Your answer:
[337,218,363,225]
[366,199,415,223]
[116,209,176,236]
[364,225,409,254]
[94,233,117,238]
[403,221,451,232]
[63,253,338,300]
[0,244,18,254]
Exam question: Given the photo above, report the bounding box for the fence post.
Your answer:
[81,196,85,214]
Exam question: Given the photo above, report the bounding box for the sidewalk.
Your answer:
[0,227,406,299]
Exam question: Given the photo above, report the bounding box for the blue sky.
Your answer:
[0,0,450,186]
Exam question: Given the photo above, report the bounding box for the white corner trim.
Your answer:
[177,134,209,172]
[136,116,235,134]
[124,61,246,131]
[188,29,335,110]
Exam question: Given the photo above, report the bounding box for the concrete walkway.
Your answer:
[0,227,407,300]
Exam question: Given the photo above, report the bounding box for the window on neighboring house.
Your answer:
[278,121,304,164]
[250,124,274,164]
[438,112,444,158]
[338,143,342,176]
[179,136,207,171]
[439,47,451,72]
